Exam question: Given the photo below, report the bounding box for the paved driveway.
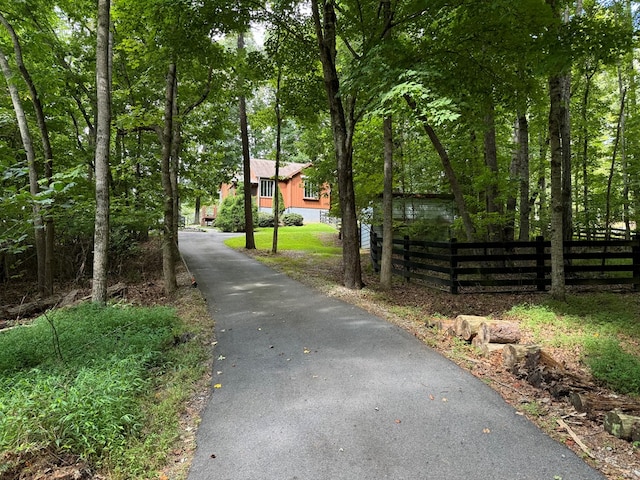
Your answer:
[180,230,605,480]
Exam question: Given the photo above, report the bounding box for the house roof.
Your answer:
[244,158,311,184]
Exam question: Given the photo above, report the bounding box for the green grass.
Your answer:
[0,301,211,479]
[224,223,341,255]
[508,293,640,396]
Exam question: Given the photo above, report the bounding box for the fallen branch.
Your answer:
[556,418,595,459]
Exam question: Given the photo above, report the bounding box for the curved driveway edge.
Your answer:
[180,230,605,480]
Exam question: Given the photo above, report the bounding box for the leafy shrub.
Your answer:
[282,213,304,226]
[215,183,257,232]
[257,213,275,227]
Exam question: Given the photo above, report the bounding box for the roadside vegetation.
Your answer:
[0,274,213,480]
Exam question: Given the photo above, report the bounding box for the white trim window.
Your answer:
[260,178,274,197]
[303,178,319,200]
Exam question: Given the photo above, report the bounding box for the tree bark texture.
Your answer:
[484,105,502,241]
[379,0,394,290]
[560,72,573,242]
[0,47,47,297]
[0,13,55,295]
[311,0,363,289]
[272,68,282,254]
[548,74,566,301]
[238,33,256,250]
[517,113,530,241]
[380,115,394,289]
[161,62,178,294]
[92,0,111,304]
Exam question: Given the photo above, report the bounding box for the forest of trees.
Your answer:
[0,0,638,302]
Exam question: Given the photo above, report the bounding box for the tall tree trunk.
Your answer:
[0,13,55,295]
[272,68,282,254]
[92,0,111,304]
[560,7,573,242]
[517,113,530,241]
[536,133,549,238]
[505,121,518,243]
[404,95,475,241]
[549,74,566,301]
[380,116,394,289]
[379,0,394,290]
[161,62,178,294]
[484,104,502,241]
[194,196,201,225]
[170,76,181,262]
[0,47,46,296]
[580,72,593,239]
[311,0,363,289]
[560,73,572,241]
[238,33,256,250]
[604,82,626,240]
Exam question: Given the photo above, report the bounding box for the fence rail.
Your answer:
[370,232,640,294]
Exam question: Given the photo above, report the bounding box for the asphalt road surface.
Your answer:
[179,229,605,480]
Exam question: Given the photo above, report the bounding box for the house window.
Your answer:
[303,179,319,200]
[260,179,274,197]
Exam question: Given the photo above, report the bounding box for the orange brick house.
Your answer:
[211,158,331,223]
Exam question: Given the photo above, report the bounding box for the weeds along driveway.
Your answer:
[179,229,605,480]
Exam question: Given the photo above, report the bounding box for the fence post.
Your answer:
[371,231,379,273]
[633,234,640,291]
[450,238,458,294]
[403,235,411,283]
[536,235,546,291]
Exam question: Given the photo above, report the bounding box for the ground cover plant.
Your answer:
[0,292,212,480]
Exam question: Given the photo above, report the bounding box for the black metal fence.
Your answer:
[370,232,640,294]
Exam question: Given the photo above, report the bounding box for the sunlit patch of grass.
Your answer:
[224,224,341,255]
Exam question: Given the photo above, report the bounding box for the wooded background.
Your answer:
[0,0,637,301]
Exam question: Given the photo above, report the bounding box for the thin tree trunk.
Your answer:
[0,47,46,296]
[194,196,201,225]
[517,113,530,241]
[238,33,255,250]
[311,0,363,289]
[272,68,282,254]
[604,82,627,240]
[580,73,593,239]
[549,74,565,301]
[0,13,55,295]
[161,62,178,294]
[380,116,394,288]
[380,0,394,289]
[561,72,573,241]
[92,0,111,304]
[404,95,475,241]
[484,104,502,241]
[505,121,518,243]
[170,74,181,262]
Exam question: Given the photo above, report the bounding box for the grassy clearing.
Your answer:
[509,294,640,395]
[224,223,341,255]
[0,288,213,479]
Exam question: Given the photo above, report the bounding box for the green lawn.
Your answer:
[224,223,342,255]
